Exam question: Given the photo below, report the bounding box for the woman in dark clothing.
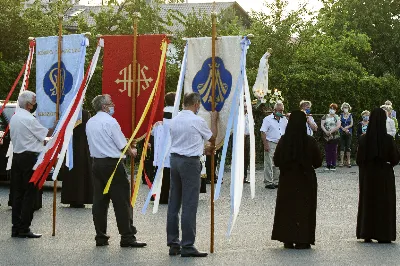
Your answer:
[272,110,323,249]
[356,108,399,243]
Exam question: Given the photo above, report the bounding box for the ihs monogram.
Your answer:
[115,64,153,97]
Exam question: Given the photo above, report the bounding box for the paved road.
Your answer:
[1,166,400,265]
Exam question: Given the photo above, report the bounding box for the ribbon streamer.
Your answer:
[30,40,102,188]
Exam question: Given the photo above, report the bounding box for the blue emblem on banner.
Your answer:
[192,57,232,112]
[43,62,73,104]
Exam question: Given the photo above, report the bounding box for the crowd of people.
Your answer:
[5,90,400,256]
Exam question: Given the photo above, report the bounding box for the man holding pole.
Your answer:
[167,92,218,257]
[86,94,146,248]
[10,91,53,238]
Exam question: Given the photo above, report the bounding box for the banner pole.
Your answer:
[210,10,217,254]
[131,13,139,194]
[53,13,63,237]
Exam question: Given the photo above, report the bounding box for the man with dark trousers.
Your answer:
[9,91,53,238]
[167,92,218,257]
[86,94,146,248]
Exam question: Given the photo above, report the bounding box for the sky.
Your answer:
[187,0,324,13]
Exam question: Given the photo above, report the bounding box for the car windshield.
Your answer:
[3,107,16,123]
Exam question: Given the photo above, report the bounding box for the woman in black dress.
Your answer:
[356,108,399,243]
[272,110,323,249]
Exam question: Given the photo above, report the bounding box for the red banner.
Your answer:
[102,35,166,138]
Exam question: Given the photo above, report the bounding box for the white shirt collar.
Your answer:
[164,106,174,113]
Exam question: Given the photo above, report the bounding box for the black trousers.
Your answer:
[11,152,39,233]
[159,167,171,204]
[92,158,137,244]
[244,135,250,178]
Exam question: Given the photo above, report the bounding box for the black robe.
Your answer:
[59,110,93,205]
[271,136,323,244]
[356,134,399,241]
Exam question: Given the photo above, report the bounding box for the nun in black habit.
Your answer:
[356,108,399,243]
[59,110,93,207]
[271,110,323,249]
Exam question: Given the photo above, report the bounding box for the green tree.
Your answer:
[318,0,400,77]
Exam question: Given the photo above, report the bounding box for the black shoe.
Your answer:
[18,231,42,238]
[364,239,372,243]
[11,231,18,238]
[378,240,391,244]
[243,178,250,184]
[295,243,311,249]
[169,246,181,256]
[181,250,208,257]
[284,243,294,249]
[120,241,147,248]
[96,241,109,247]
[265,184,275,189]
[70,204,85,208]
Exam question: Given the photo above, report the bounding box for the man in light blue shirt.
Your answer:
[260,101,288,189]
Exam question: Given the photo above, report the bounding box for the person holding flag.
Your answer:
[167,92,218,257]
[10,91,54,238]
[86,94,146,248]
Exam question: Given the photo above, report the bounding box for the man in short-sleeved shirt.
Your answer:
[260,102,288,189]
[167,92,218,257]
[86,94,146,248]
[10,91,50,238]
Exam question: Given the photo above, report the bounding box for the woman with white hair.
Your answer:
[381,105,397,137]
[299,100,318,136]
[339,102,353,167]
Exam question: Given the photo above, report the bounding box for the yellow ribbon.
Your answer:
[103,40,168,197]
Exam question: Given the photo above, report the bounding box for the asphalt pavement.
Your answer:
[1,166,400,265]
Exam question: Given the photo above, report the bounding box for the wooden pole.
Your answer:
[210,11,217,254]
[131,13,139,193]
[53,13,63,237]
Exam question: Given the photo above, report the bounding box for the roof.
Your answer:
[63,1,249,32]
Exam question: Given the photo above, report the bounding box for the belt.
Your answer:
[14,151,40,157]
[93,157,120,162]
[171,153,200,159]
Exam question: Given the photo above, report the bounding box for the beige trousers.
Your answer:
[263,141,280,185]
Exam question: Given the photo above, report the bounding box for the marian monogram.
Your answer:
[115,64,153,97]
[192,57,232,112]
[43,62,73,104]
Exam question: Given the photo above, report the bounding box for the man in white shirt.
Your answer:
[167,92,218,257]
[300,100,318,136]
[86,94,146,248]
[260,101,288,189]
[10,91,52,238]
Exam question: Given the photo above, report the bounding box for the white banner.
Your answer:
[184,36,242,148]
[35,34,87,128]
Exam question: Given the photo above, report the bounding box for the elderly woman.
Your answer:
[272,111,322,249]
[299,100,318,136]
[321,103,341,171]
[381,105,396,137]
[356,108,399,243]
[339,102,353,167]
[357,110,370,139]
